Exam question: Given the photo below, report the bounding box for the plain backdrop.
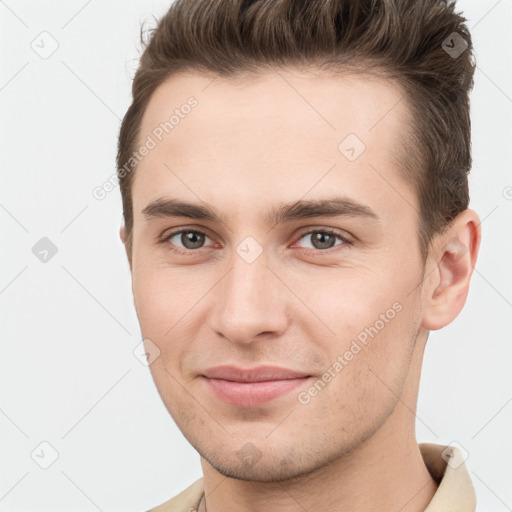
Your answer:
[1,0,511,510]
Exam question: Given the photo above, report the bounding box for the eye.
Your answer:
[161,229,214,254]
[160,227,351,256]
[294,228,349,252]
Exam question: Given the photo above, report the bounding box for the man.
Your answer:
[117,0,481,510]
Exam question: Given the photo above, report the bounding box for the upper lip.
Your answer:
[202,365,311,382]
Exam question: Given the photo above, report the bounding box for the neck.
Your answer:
[200,428,437,512]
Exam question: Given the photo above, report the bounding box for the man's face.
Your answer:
[128,69,428,480]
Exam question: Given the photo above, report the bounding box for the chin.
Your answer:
[207,458,308,483]
[200,442,333,483]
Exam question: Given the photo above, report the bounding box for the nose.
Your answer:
[208,250,289,345]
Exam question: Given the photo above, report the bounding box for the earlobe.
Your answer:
[421,209,481,331]
[119,225,126,244]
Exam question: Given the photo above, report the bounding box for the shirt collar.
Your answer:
[420,443,476,512]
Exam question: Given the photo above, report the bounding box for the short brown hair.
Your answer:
[117,0,476,263]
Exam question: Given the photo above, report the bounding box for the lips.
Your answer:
[201,365,311,407]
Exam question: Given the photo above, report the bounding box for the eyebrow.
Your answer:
[142,196,380,227]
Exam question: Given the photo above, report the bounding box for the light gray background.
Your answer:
[1,0,511,510]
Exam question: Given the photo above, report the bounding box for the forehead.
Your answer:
[139,67,409,148]
[133,68,415,220]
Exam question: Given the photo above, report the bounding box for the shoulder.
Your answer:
[147,478,204,512]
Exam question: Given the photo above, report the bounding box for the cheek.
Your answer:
[344,298,418,404]
[131,263,211,376]
[296,267,418,405]
[283,262,401,342]
[132,260,196,331]
[296,301,417,438]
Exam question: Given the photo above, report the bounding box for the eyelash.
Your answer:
[159,227,352,256]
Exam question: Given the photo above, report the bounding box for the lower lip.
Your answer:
[204,377,310,407]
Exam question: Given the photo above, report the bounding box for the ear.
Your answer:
[119,225,132,272]
[421,209,481,331]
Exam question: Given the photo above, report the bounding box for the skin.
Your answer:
[120,68,481,512]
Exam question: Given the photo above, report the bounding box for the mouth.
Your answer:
[200,365,312,407]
